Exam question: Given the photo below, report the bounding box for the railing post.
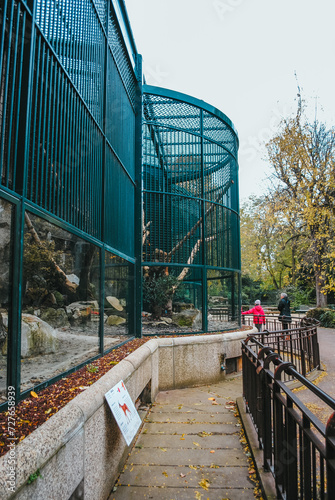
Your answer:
[262,368,272,471]
[326,412,335,499]
[273,362,295,498]
[302,414,312,500]
[312,326,321,369]
[286,396,298,499]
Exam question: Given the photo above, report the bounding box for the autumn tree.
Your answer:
[241,196,293,290]
[265,99,335,306]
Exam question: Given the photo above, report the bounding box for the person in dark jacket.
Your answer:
[241,300,266,332]
[278,293,291,330]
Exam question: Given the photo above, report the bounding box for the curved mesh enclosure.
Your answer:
[142,86,241,333]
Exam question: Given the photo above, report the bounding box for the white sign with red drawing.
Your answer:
[105,380,142,446]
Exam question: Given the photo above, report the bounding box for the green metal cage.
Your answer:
[0,0,141,408]
[142,86,241,334]
[0,0,240,409]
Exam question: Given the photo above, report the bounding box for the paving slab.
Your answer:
[136,433,243,449]
[109,375,255,499]
[141,422,240,435]
[111,486,255,500]
[145,412,236,423]
[130,447,248,466]
[118,464,252,488]
[151,403,233,414]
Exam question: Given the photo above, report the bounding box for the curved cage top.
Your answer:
[142,86,240,269]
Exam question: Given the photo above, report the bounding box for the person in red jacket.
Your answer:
[241,300,266,332]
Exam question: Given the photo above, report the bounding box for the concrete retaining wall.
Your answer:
[0,330,250,500]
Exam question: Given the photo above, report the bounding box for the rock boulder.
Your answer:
[172,309,202,329]
[2,314,58,358]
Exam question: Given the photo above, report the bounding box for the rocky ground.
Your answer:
[0,325,131,399]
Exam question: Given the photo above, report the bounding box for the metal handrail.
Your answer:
[243,316,320,377]
[241,334,335,500]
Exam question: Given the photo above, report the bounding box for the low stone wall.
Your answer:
[0,330,250,500]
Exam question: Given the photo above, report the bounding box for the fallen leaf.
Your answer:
[210,463,219,468]
[193,442,200,447]
[160,447,167,452]
[195,492,202,500]
[212,401,219,405]
[180,473,186,478]
[198,478,210,490]
[30,391,38,398]
[208,397,215,401]
[189,465,198,470]
[198,431,213,437]
[210,450,215,453]
[162,471,168,477]
[45,409,52,414]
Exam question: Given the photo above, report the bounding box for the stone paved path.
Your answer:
[109,376,255,499]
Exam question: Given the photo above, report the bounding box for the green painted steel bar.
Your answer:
[6,4,19,188]
[0,0,9,79]
[200,108,207,331]
[40,45,50,207]
[0,0,15,187]
[11,5,25,190]
[30,34,40,201]
[134,53,143,337]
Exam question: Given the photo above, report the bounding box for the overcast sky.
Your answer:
[125,0,335,202]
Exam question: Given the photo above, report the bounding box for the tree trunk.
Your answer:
[77,244,96,300]
[24,212,77,294]
[316,272,327,307]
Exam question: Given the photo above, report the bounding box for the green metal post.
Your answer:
[100,1,109,354]
[200,109,207,332]
[7,202,23,403]
[134,53,143,338]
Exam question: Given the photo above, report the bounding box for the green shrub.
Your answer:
[143,274,179,319]
[284,285,313,310]
[306,307,335,327]
[306,308,325,321]
[320,310,335,328]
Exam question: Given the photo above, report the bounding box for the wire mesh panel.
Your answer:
[0,0,30,191]
[1,0,137,241]
[26,34,104,238]
[35,0,105,125]
[142,86,240,333]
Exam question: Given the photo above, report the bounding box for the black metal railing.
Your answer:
[242,335,335,500]
[242,312,302,331]
[241,315,320,376]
